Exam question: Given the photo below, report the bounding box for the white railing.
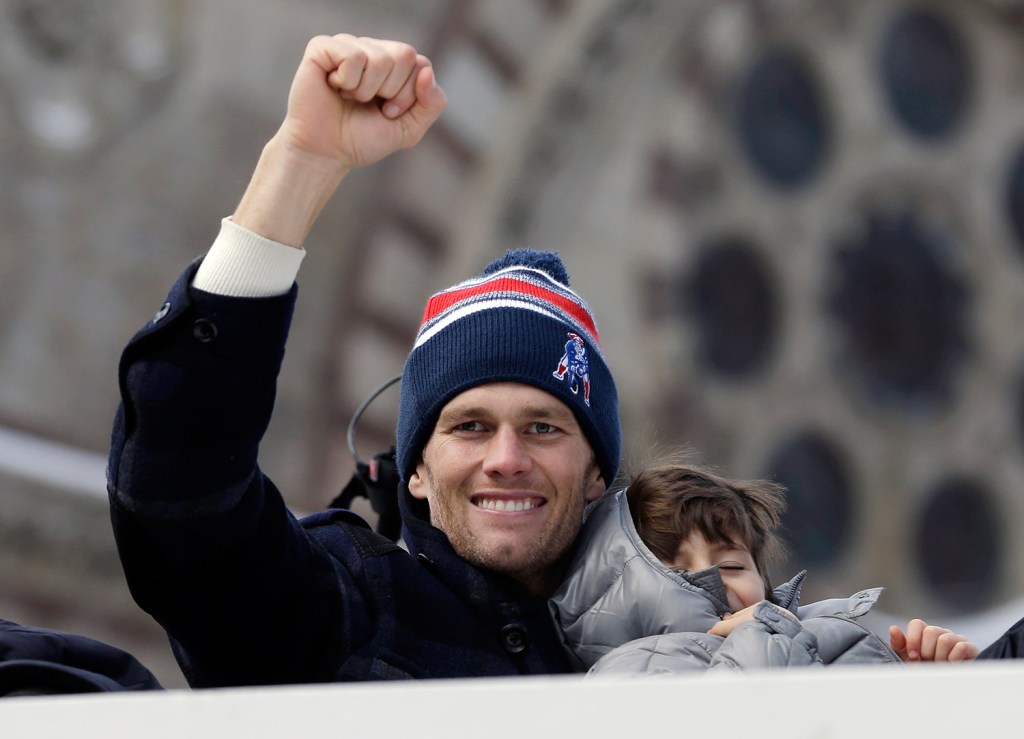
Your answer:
[1,662,1020,738]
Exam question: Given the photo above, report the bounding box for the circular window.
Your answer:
[915,476,1000,611]
[827,208,971,411]
[879,7,972,141]
[764,430,852,569]
[736,48,830,189]
[688,237,778,379]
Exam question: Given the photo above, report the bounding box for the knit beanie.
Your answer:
[396,249,620,488]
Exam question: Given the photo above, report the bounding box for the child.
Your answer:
[549,461,978,674]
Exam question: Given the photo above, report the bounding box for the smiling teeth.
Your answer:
[478,499,536,512]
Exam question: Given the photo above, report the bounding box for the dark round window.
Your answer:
[688,237,778,379]
[736,48,830,189]
[764,430,852,569]
[879,7,972,141]
[827,208,971,411]
[915,476,1000,611]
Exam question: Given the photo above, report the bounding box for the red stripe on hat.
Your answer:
[421,276,600,344]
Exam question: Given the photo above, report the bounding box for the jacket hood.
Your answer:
[549,489,811,670]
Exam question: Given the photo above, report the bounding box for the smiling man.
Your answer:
[402,257,618,583]
[397,248,619,599]
[409,383,604,594]
[107,34,620,685]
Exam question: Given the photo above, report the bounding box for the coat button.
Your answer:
[500,624,528,654]
[152,302,171,323]
[192,318,218,342]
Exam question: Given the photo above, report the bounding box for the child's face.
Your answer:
[666,531,766,614]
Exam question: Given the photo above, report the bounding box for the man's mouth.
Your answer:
[472,496,544,512]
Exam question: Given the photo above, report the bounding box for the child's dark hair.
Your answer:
[627,463,788,597]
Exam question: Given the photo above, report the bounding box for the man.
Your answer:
[107,34,620,685]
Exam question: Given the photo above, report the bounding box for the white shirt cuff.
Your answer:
[192,218,306,297]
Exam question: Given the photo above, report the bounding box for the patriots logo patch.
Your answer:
[553,332,591,406]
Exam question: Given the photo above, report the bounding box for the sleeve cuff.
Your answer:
[192,218,307,297]
[754,601,802,637]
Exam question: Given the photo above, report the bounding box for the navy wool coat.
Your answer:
[107,261,575,686]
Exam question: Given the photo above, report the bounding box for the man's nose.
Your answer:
[482,427,532,477]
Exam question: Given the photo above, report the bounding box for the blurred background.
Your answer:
[3,0,1024,688]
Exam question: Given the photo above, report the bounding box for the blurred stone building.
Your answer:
[3,0,1024,687]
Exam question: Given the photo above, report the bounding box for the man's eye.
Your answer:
[533,422,555,434]
[719,563,746,571]
[455,421,483,432]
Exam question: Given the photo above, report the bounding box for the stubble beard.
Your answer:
[422,464,588,595]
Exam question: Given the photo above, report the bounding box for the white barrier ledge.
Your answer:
[1,662,1019,738]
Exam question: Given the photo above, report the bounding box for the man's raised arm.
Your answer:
[107,34,446,687]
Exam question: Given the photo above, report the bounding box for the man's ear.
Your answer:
[584,467,605,502]
[408,463,429,500]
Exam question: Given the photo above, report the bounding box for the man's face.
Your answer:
[408,382,605,594]
[667,531,766,614]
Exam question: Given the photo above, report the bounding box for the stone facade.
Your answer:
[4,0,1024,687]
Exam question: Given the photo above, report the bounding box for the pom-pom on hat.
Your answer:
[396,248,621,489]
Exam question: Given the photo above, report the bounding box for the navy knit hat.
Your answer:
[396,249,620,488]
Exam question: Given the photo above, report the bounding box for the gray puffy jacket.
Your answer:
[549,490,901,675]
